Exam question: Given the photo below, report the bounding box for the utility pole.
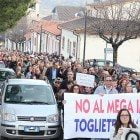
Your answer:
[39,25,43,54]
[83,10,87,67]
[104,42,107,65]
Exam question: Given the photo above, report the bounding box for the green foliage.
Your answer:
[0,0,32,33]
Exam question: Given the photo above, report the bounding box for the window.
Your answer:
[69,41,72,56]
[62,36,65,49]
[47,37,50,52]
[4,85,55,104]
[73,42,76,56]
[0,71,15,80]
[55,41,58,52]
[67,39,70,53]
[34,37,37,46]
[52,40,54,53]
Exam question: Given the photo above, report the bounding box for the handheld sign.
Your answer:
[76,73,95,87]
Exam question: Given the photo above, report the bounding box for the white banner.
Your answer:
[64,93,140,139]
[76,73,95,87]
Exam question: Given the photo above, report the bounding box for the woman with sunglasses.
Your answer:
[110,108,137,140]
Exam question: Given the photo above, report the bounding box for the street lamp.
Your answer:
[83,10,87,67]
[76,9,87,66]
[39,25,43,54]
[19,29,24,52]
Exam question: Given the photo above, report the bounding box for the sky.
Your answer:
[39,0,95,17]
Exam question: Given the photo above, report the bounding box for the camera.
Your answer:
[121,128,140,140]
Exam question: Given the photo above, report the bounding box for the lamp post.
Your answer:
[19,29,24,52]
[39,24,43,54]
[83,10,87,66]
[104,42,107,65]
[75,8,88,66]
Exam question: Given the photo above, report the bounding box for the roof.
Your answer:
[7,79,49,86]
[30,20,61,36]
[43,15,52,21]
[43,6,85,22]
[24,32,31,40]
[41,20,61,35]
[87,0,138,8]
[59,17,140,36]
[59,17,94,32]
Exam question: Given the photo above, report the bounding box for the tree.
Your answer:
[91,0,140,65]
[0,0,34,33]
[6,16,29,49]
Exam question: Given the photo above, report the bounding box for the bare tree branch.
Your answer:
[90,0,140,64]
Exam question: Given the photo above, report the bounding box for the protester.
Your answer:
[0,50,139,140]
[110,108,137,140]
[130,73,137,84]
[53,77,63,94]
[82,86,94,94]
[117,79,129,93]
[45,61,59,85]
[71,84,80,94]
[94,75,118,95]
[61,71,75,90]
[124,82,137,93]
[136,80,140,92]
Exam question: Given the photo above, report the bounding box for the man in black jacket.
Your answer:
[45,62,59,85]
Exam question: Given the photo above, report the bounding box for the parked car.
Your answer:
[0,68,16,88]
[87,59,137,74]
[0,61,5,68]
[0,79,61,140]
[0,68,16,79]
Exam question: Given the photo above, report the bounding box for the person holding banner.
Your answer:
[110,108,137,140]
[71,84,81,94]
[94,75,118,95]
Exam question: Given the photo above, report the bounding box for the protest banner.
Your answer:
[64,93,140,139]
[76,73,95,87]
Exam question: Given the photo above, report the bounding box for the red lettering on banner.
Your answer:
[107,99,134,113]
[114,99,120,113]
[128,101,133,113]
[83,99,90,113]
[76,99,82,113]
[107,101,114,113]
[120,99,126,109]
[100,99,104,113]
[137,99,140,113]
[93,99,104,113]
[76,99,90,113]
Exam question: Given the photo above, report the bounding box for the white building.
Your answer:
[60,29,78,60]
[86,0,140,19]
[26,20,61,54]
[59,17,140,71]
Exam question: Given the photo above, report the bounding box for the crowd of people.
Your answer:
[0,50,140,140]
[1,50,140,96]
